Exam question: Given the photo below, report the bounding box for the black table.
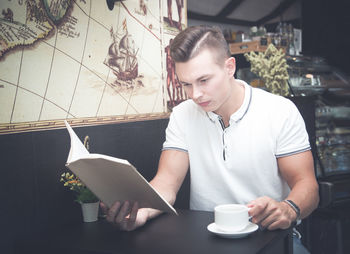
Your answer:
[15,210,292,254]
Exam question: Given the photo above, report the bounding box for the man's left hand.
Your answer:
[247,196,297,230]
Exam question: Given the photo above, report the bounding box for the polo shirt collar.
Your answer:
[206,80,252,123]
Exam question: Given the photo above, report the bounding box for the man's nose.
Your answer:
[192,85,203,100]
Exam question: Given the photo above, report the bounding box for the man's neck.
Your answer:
[215,80,245,127]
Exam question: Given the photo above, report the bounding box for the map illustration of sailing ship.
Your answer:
[104,20,142,88]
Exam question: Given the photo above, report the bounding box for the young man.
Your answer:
[102,25,319,253]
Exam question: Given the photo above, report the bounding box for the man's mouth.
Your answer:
[198,101,210,107]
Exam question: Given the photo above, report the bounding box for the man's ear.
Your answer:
[225,57,236,77]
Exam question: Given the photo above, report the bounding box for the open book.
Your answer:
[64,121,177,215]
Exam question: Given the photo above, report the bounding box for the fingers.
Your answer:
[259,209,284,229]
[262,208,292,230]
[100,202,108,215]
[121,202,140,231]
[247,196,269,224]
[115,201,133,224]
[106,201,122,223]
[104,201,141,231]
[128,202,139,224]
[267,218,291,230]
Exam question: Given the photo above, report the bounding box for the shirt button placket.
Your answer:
[223,129,227,160]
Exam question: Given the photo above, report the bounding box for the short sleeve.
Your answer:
[162,105,188,152]
[275,99,311,158]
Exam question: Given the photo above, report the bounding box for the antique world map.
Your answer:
[0,0,186,134]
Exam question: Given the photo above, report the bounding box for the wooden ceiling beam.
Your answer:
[216,0,245,18]
[257,0,297,25]
[188,10,256,26]
[188,0,299,27]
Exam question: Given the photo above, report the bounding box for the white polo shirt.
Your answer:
[163,80,311,211]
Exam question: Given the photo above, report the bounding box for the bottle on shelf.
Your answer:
[287,24,295,55]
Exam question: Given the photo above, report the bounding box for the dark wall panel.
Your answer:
[302,0,350,75]
[0,119,190,254]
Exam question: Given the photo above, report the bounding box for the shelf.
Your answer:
[229,40,286,55]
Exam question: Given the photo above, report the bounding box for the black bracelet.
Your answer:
[283,199,301,220]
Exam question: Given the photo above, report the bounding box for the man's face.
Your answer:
[175,49,235,113]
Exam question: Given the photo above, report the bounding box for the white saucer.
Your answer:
[207,222,259,239]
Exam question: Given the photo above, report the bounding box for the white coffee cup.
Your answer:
[214,204,250,232]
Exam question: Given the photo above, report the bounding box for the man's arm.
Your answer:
[102,149,189,231]
[278,150,319,219]
[248,150,319,230]
[150,149,190,207]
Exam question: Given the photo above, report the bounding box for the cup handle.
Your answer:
[247,207,253,221]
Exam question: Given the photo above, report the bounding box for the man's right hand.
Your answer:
[101,201,149,231]
[100,149,189,231]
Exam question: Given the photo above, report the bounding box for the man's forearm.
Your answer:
[286,179,319,219]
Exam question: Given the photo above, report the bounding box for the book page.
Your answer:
[64,120,89,163]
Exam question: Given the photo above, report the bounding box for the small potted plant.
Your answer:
[60,171,100,222]
[60,136,100,222]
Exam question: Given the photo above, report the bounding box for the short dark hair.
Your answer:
[170,25,231,64]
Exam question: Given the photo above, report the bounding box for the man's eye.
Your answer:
[200,79,207,83]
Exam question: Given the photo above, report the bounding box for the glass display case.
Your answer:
[237,55,350,178]
[287,56,350,178]
[286,55,350,98]
[316,108,350,177]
